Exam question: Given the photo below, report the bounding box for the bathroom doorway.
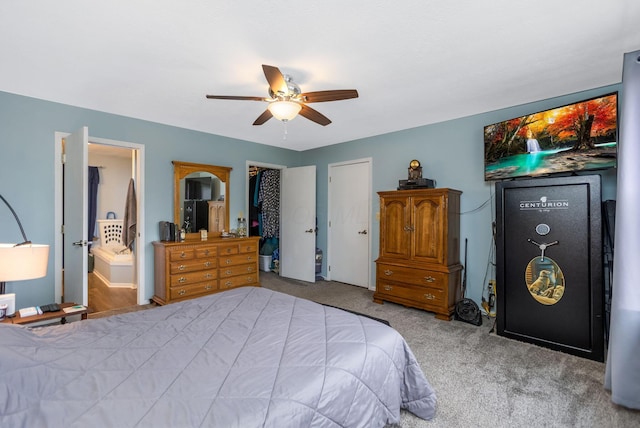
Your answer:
[54,131,145,314]
[86,144,138,313]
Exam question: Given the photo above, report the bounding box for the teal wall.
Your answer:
[0,84,620,309]
[0,91,301,308]
[305,84,619,306]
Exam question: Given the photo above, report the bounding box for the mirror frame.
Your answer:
[173,161,231,237]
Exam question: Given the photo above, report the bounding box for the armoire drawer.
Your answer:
[376,280,446,306]
[376,263,446,289]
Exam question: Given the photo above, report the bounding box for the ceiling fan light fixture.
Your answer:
[268,100,302,121]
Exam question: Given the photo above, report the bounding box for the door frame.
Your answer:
[245,160,286,226]
[54,132,146,305]
[327,158,373,289]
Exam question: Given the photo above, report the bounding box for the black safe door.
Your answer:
[495,175,604,361]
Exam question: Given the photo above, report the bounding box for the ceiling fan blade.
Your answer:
[262,64,288,96]
[299,104,331,126]
[300,90,359,103]
[253,109,273,126]
[206,95,266,101]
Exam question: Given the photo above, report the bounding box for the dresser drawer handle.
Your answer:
[247,276,254,282]
[204,261,212,267]
[424,293,435,300]
[225,281,233,286]
[226,248,232,253]
[204,249,210,256]
[246,256,254,261]
[246,266,254,272]
[178,264,186,271]
[384,285,393,291]
[178,277,186,283]
[204,273,213,279]
[384,269,393,276]
[178,289,186,296]
[226,269,233,275]
[424,276,435,283]
[225,259,232,264]
[204,284,212,290]
[180,251,187,258]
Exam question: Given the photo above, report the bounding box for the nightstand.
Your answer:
[1,302,88,326]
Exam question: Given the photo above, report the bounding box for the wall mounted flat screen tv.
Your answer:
[484,92,617,181]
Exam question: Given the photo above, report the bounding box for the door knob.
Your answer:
[358,230,368,235]
[72,240,87,247]
[305,229,314,233]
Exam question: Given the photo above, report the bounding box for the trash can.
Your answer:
[259,255,272,272]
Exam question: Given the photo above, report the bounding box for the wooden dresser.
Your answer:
[152,236,260,305]
[373,188,462,320]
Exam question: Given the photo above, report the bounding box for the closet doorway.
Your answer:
[247,161,318,282]
[247,161,284,274]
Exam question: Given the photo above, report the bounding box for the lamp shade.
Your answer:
[0,243,49,282]
[267,101,302,121]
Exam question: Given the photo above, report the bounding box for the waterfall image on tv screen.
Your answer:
[484,92,617,181]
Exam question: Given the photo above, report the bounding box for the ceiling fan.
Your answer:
[206,65,359,126]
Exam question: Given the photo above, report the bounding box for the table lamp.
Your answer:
[0,194,49,315]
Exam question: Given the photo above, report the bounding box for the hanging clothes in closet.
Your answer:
[253,169,280,239]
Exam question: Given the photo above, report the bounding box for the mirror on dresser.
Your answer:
[173,161,231,237]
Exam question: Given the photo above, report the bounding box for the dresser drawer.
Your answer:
[376,280,446,306]
[170,269,218,287]
[377,263,446,288]
[219,263,257,278]
[239,241,258,254]
[170,281,217,300]
[218,244,239,256]
[219,273,259,290]
[219,252,258,267]
[170,258,217,275]
[195,246,217,258]
[169,248,196,262]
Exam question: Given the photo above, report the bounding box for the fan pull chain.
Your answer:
[282,121,288,140]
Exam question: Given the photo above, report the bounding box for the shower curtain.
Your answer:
[88,166,100,242]
[604,49,640,410]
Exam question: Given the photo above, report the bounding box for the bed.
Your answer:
[0,287,436,427]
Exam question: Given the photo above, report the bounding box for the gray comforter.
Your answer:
[0,287,436,427]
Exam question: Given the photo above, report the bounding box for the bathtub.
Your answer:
[92,220,136,289]
[92,245,135,288]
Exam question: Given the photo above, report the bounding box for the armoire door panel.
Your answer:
[412,196,444,264]
[380,197,410,259]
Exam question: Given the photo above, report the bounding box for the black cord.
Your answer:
[0,193,31,245]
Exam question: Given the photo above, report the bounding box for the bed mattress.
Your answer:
[0,287,436,427]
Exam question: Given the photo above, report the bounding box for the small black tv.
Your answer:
[484,92,618,181]
[185,177,213,200]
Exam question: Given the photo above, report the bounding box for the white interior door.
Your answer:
[328,160,371,287]
[280,166,316,282]
[63,127,88,305]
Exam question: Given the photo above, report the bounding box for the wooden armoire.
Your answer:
[374,188,463,320]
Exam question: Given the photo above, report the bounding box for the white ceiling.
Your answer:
[2,1,639,151]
